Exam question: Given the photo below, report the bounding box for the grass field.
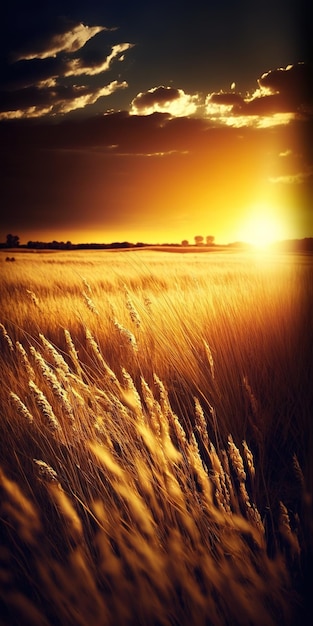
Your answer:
[0,248,312,625]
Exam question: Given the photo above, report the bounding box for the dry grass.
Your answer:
[0,248,312,625]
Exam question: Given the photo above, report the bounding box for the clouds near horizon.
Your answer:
[205,62,313,127]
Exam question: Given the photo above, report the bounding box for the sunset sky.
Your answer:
[0,0,312,245]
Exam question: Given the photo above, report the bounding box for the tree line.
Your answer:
[2,233,313,251]
[1,233,215,249]
[186,236,215,246]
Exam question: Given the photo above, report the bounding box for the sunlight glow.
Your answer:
[238,204,288,248]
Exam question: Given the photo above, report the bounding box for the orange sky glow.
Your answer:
[0,5,311,247]
[1,101,311,247]
[7,109,308,247]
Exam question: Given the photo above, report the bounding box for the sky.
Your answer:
[0,0,312,246]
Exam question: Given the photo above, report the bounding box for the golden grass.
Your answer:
[0,248,312,625]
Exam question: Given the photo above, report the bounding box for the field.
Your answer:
[0,248,312,625]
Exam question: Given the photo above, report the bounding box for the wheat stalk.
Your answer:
[30,346,75,423]
[242,440,256,480]
[39,333,70,374]
[121,368,143,415]
[26,289,41,308]
[239,482,265,536]
[81,276,92,293]
[124,285,141,327]
[243,375,258,418]
[33,459,59,482]
[194,396,209,448]
[10,391,34,424]
[292,453,305,491]
[16,341,35,378]
[278,501,301,558]
[82,290,99,315]
[0,321,14,351]
[113,318,138,353]
[0,467,41,543]
[208,443,231,513]
[228,435,246,482]
[29,379,61,432]
[203,339,215,379]
[64,329,83,376]
[85,327,120,387]
[46,481,83,544]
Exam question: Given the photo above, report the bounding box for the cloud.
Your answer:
[54,82,128,115]
[1,43,133,93]
[0,81,128,120]
[204,63,313,127]
[1,108,308,166]
[0,19,133,119]
[0,111,214,156]
[13,22,108,61]
[63,43,134,78]
[205,93,243,122]
[206,91,289,117]
[131,86,199,116]
[125,63,311,128]
[258,63,313,104]
[279,149,293,158]
[207,93,244,107]
[269,169,313,184]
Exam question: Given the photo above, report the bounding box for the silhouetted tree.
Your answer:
[6,234,20,248]
[181,239,189,246]
[194,235,204,246]
[206,235,215,246]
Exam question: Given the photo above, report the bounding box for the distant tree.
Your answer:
[181,239,189,246]
[194,235,204,246]
[6,234,20,248]
[206,235,215,246]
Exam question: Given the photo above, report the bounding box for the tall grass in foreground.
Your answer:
[0,250,312,625]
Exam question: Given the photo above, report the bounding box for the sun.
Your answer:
[239,204,286,249]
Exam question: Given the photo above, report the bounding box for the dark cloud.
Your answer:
[1,57,63,91]
[208,93,244,107]
[249,62,313,115]
[241,93,294,116]
[132,86,182,110]
[0,17,133,119]
[205,63,313,122]
[131,86,199,116]
[0,111,220,159]
[258,62,313,104]
[12,21,107,61]
[1,41,131,94]
[62,43,133,77]
[0,106,310,159]
[0,81,127,118]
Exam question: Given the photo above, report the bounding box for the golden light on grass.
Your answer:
[0,248,312,625]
